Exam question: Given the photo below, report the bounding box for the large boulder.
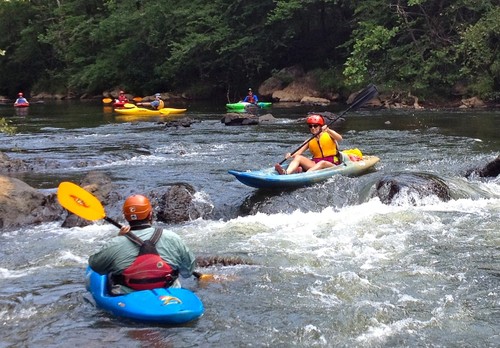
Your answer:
[149,183,213,224]
[460,97,485,108]
[221,113,276,126]
[258,76,285,97]
[221,113,259,126]
[272,76,321,102]
[466,156,500,178]
[375,173,451,205]
[260,66,325,102]
[300,96,331,106]
[0,175,64,229]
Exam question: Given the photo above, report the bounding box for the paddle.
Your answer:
[278,83,378,165]
[57,181,213,281]
[123,103,137,108]
[132,97,143,102]
[57,181,121,228]
[102,98,113,104]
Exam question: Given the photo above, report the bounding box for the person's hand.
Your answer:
[285,152,292,159]
[118,225,131,236]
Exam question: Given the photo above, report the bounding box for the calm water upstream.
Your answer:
[0,100,499,347]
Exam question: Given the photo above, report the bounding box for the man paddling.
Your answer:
[243,88,259,104]
[137,93,164,110]
[88,194,195,294]
[14,92,29,106]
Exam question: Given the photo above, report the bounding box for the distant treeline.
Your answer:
[0,0,498,101]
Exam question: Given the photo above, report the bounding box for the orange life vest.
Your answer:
[308,132,339,160]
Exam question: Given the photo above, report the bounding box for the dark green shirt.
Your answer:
[88,227,195,278]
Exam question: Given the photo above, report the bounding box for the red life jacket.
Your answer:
[121,228,177,290]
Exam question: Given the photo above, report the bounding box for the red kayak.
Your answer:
[113,101,127,108]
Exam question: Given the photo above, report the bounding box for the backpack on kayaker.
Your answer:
[118,228,178,291]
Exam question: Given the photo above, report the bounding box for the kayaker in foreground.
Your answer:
[14,92,29,106]
[275,114,343,175]
[137,93,164,110]
[243,88,259,104]
[88,194,196,294]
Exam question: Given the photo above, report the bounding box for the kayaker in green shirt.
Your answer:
[88,194,196,294]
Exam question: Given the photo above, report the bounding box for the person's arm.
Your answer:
[179,248,196,278]
[174,239,196,278]
[254,95,259,102]
[88,244,119,275]
[286,142,309,159]
[323,126,342,142]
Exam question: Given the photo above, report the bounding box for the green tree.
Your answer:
[344,0,500,100]
[0,1,54,97]
[458,6,500,99]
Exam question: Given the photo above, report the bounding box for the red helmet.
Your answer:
[123,195,152,221]
[306,114,325,126]
[18,92,23,96]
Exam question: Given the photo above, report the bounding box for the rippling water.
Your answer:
[0,101,499,347]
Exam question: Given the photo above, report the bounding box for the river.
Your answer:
[0,100,499,347]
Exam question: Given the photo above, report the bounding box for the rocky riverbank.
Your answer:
[2,66,497,110]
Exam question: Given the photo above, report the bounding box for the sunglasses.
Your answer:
[308,124,321,129]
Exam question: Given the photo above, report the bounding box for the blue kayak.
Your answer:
[85,267,204,324]
[228,155,379,189]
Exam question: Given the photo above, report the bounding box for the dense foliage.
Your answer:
[0,0,498,101]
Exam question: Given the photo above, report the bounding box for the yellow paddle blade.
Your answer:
[57,181,106,221]
[123,103,137,108]
[102,98,113,104]
[132,96,143,102]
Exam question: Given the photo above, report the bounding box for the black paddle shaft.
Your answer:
[279,84,378,165]
[104,216,123,229]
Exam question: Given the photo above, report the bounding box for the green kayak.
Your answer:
[226,102,272,110]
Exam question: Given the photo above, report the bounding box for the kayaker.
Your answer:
[137,93,164,110]
[88,194,196,294]
[14,92,29,106]
[116,90,129,103]
[243,88,259,104]
[275,114,343,175]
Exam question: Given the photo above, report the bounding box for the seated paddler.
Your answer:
[275,114,343,175]
[88,194,195,294]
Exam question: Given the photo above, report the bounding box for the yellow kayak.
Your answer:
[114,107,187,116]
